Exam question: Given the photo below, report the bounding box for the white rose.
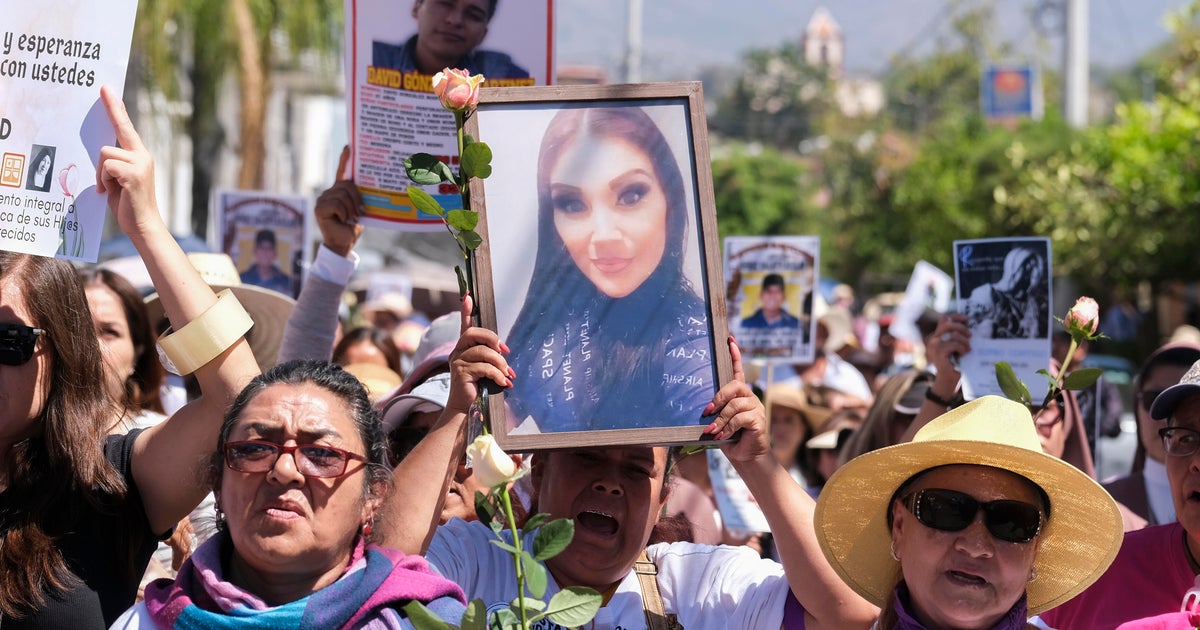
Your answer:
[466,435,518,488]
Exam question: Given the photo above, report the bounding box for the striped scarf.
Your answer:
[143,533,465,629]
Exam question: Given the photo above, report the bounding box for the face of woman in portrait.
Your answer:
[890,465,1041,630]
[85,284,136,403]
[549,133,669,299]
[0,276,51,449]
[531,446,669,589]
[36,154,51,177]
[218,382,378,589]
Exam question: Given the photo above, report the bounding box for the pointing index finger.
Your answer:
[100,85,144,153]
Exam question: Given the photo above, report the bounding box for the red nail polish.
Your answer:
[702,402,715,416]
[507,366,516,379]
[500,342,511,354]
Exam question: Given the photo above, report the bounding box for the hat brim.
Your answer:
[145,284,295,371]
[1151,382,1200,420]
[814,438,1123,615]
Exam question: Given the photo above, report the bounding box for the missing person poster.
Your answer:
[0,0,138,261]
[725,236,819,364]
[344,0,553,230]
[216,190,310,299]
[954,237,1052,400]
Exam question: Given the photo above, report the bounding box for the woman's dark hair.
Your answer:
[0,253,124,618]
[839,370,933,466]
[78,268,165,414]
[210,360,393,541]
[506,106,702,429]
[332,325,403,376]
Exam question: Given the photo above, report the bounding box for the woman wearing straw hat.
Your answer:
[815,395,1123,630]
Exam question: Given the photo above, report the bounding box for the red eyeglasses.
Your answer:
[224,440,367,478]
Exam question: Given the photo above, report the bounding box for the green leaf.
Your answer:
[488,539,520,555]
[455,266,468,298]
[522,550,548,598]
[403,601,457,630]
[489,518,504,536]
[463,134,476,147]
[995,362,1032,405]
[474,490,496,527]
[679,444,716,457]
[448,209,479,231]
[461,142,493,180]
[407,187,446,218]
[511,597,546,613]
[531,586,603,627]
[532,518,575,561]
[523,513,548,532]
[461,229,483,251]
[488,607,517,630]
[1063,367,1103,390]
[405,153,455,185]
[460,599,487,630]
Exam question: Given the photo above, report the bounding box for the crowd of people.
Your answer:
[8,85,1200,630]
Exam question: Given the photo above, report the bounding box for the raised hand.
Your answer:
[96,85,162,240]
[314,146,365,257]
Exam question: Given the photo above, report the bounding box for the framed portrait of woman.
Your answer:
[465,82,732,450]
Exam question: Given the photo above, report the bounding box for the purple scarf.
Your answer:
[143,533,465,629]
[890,582,1029,630]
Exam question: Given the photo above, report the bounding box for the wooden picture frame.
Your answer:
[465,82,732,450]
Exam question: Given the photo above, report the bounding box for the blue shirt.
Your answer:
[372,35,530,79]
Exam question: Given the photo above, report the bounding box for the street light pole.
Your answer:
[1064,0,1089,127]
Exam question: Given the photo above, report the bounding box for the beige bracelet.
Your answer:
[156,289,253,375]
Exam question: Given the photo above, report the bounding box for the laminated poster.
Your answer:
[216,190,311,299]
[707,448,769,534]
[953,237,1053,400]
[0,0,138,261]
[725,235,820,364]
[344,0,553,231]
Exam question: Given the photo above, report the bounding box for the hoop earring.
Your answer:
[890,541,900,562]
[362,521,373,538]
[1028,567,1038,582]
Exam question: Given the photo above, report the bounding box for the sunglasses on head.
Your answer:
[0,324,47,366]
[902,488,1043,544]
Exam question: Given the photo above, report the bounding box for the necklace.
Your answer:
[1183,530,1200,574]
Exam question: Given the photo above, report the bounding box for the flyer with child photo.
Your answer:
[344,0,553,231]
[0,0,138,261]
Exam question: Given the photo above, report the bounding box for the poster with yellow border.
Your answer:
[344,0,554,231]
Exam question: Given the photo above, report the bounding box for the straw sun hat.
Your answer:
[813,395,1122,615]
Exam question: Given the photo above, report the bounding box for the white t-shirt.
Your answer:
[427,518,791,630]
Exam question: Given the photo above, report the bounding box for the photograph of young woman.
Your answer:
[487,103,717,434]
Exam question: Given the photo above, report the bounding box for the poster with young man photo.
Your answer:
[725,236,819,365]
[345,0,553,230]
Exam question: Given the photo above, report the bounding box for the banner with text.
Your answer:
[0,0,138,261]
[345,0,554,231]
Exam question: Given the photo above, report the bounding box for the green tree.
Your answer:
[711,44,835,150]
[134,0,341,236]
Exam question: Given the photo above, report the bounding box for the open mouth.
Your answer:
[576,510,619,536]
[946,570,987,587]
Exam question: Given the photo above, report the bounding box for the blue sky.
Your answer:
[556,0,1187,81]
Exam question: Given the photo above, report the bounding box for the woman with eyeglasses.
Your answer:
[814,396,1123,630]
[0,88,260,627]
[1103,343,1200,530]
[112,360,466,628]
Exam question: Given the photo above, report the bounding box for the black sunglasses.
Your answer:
[1139,389,1165,414]
[902,488,1043,544]
[0,324,47,366]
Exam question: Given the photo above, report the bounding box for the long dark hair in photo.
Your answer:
[505,106,706,431]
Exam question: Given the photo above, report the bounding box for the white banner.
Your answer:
[0,0,138,261]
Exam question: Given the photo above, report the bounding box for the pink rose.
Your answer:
[1065,296,1100,335]
[432,68,485,113]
